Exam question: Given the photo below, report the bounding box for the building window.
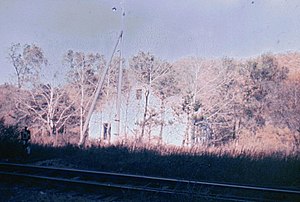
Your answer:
[136,88,142,100]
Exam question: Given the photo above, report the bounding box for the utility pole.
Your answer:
[79,1,126,146]
[79,31,123,146]
[115,0,125,136]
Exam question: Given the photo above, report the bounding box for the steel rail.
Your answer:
[0,162,299,195]
[0,171,259,202]
[0,162,299,201]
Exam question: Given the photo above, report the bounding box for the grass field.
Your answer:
[1,138,299,190]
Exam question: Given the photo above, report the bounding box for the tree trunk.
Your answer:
[159,99,165,145]
[190,118,196,147]
[183,114,190,147]
[140,89,150,142]
[79,80,85,146]
[54,129,58,146]
[124,92,131,143]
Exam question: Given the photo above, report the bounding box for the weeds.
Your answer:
[0,121,299,190]
[1,143,299,189]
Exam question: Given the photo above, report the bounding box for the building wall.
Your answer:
[89,88,185,146]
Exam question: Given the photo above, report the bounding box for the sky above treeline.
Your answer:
[0,0,300,84]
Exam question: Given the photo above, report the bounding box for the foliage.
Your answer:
[16,84,76,137]
[8,44,77,141]
[269,79,300,149]
[238,54,289,134]
[8,43,47,88]
[5,44,300,150]
[0,118,22,158]
[129,51,178,142]
[63,50,107,145]
[172,58,237,146]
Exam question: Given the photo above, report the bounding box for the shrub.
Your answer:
[0,118,22,159]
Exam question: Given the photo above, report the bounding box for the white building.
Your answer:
[88,87,184,146]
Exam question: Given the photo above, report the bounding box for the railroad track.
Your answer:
[0,162,299,201]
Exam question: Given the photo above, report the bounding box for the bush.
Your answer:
[0,118,22,159]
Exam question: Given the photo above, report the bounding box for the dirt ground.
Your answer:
[0,182,127,202]
[0,178,207,202]
[0,181,194,202]
[0,159,187,202]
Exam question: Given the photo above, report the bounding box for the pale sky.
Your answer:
[0,0,300,84]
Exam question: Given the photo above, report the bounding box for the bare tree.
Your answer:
[16,83,76,143]
[152,64,180,144]
[269,78,300,150]
[8,44,77,144]
[129,51,173,142]
[173,57,237,146]
[64,50,107,146]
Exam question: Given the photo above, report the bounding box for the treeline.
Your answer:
[1,43,299,151]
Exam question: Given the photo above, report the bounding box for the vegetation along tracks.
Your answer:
[0,162,299,201]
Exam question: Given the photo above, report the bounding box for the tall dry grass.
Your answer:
[1,120,299,190]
